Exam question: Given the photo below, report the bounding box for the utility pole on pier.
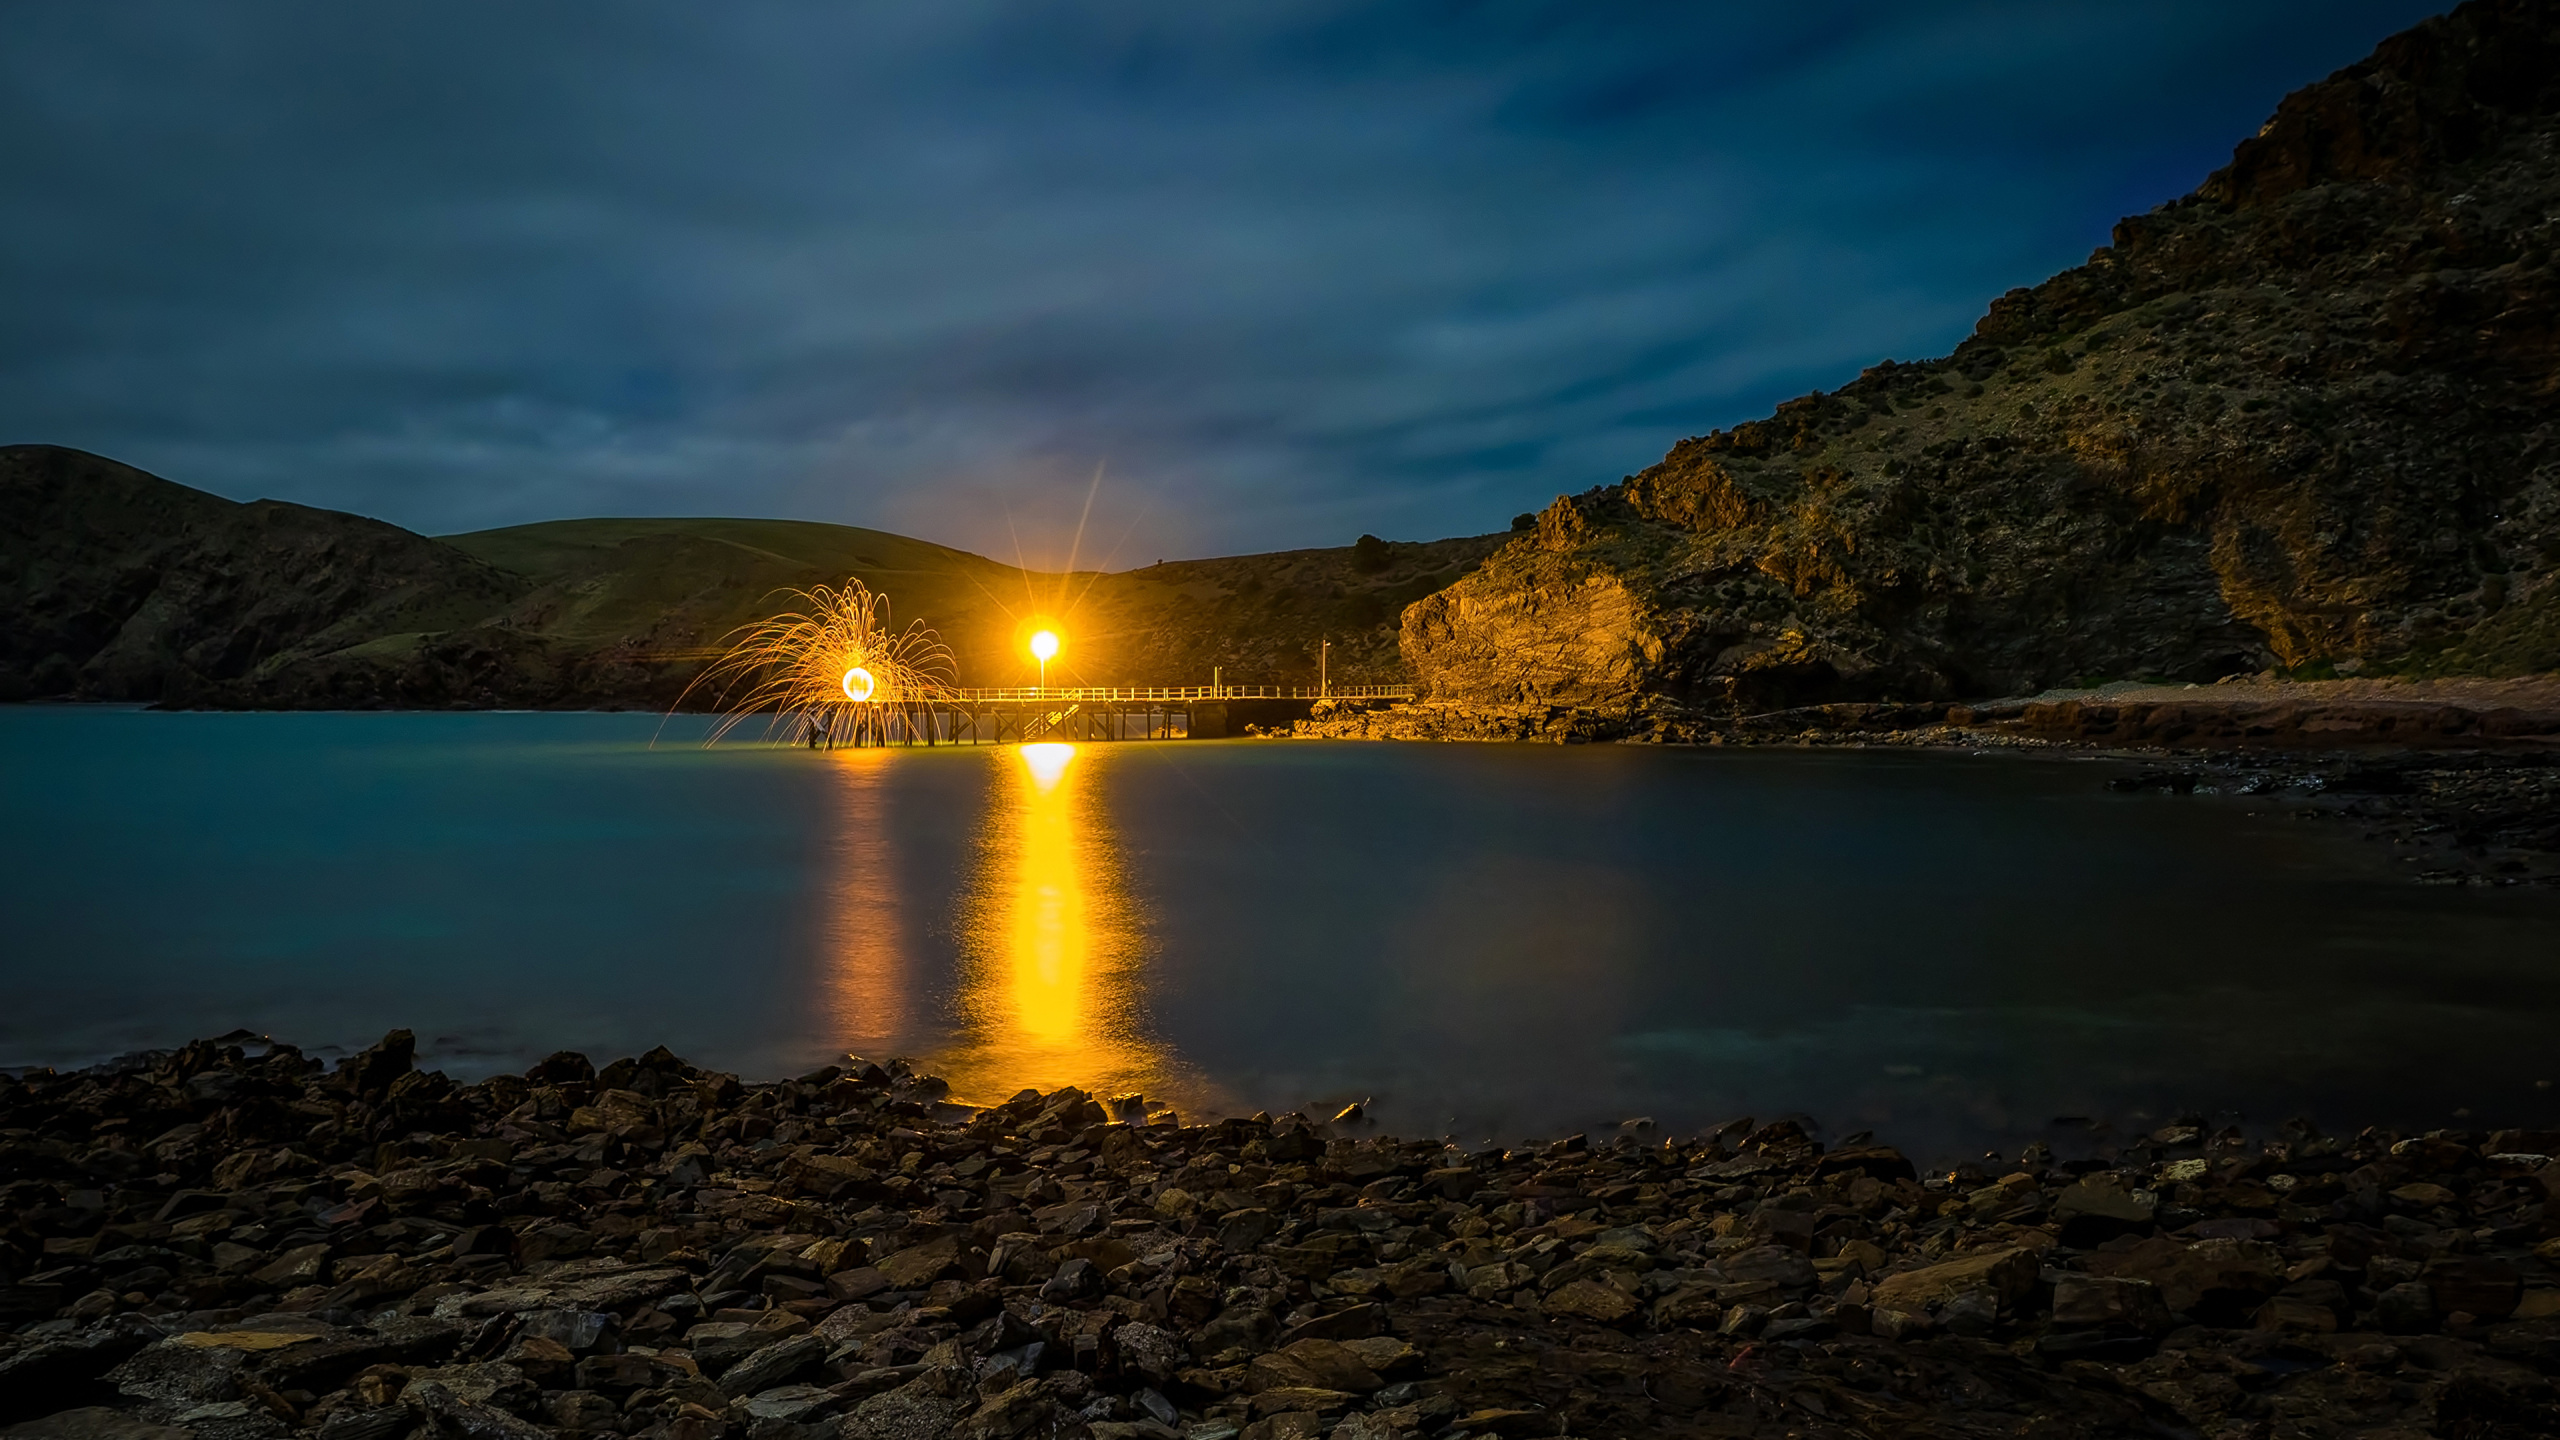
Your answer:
[1319,637,1330,699]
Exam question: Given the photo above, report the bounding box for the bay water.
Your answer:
[4,707,2555,1162]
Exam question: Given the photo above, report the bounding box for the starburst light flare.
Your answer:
[683,578,955,746]
[1028,626,1061,689]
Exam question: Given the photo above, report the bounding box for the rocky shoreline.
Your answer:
[1299,675,2560,750]
[6,1033,2560,1439]
[1293,682,2560,888]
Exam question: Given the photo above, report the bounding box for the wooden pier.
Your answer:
[795,684,1411,747]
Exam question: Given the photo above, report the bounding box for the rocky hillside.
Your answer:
[0,446,534,706]
[1076,536,1505,693]
[0,446,1498,708]
[1407,0,2560,719]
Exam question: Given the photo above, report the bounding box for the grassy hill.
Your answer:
[0,444,1503,707]
[439,514,1505,693]
[442,517,1024,677]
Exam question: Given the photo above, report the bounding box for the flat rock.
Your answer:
[837,1366,971,1440]
[1541,1279,1640,1323]
[3,1411,192,1440]
[168,1334,319,1354]
[2084,1237,2286,1316]
[1869,1246,2039,1315]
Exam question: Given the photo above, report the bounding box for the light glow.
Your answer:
[820,748,910,1057]
[1028,629,1060,663]
[1009,743,1086,1045]
[683,577,953,744]
[929,741,1182,1103]
[1019,741,1075,792]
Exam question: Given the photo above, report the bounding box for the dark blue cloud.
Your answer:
[0,1,2445,565]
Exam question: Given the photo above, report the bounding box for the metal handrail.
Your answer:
[936,684,1412,701]
[610,654,1418,703]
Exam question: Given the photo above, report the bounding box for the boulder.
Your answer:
[393,1363,534,1416]
[1713,1245,1817,1292]
[836,1365,972,1440]
[2052,1177,2156,1246]
[2050,1274,2172,1333]
[1541,1280,1640,1324]
[106,1342,246,1407]
[1245,1341,1378,1396]
[2084,1237,2287,1319]
[1110,1324,1184,1384]
[2426,1256,2522,1322]
[1869,1247,2039,1317]
[400,1381,546,1440]
[717,1334,825,1398]
[874,1236,962,1290]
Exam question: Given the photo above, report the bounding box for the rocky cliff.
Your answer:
[1406,0,2560,720]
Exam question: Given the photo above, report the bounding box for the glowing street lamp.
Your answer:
[1029,628,1060,691]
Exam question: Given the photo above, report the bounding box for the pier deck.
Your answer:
[793,684,1411,745]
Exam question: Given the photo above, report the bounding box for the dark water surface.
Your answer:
[5,707,2556,1162]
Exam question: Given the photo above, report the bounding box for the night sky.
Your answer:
[3,2,2443,568]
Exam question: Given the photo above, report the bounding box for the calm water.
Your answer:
[4,707,2557,1163]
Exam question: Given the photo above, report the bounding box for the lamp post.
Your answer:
[1319,637,1330,699]
[1030,628,1060,694]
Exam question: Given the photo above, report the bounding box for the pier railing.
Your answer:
[615,648,1418,704]
[939,684,1411,702]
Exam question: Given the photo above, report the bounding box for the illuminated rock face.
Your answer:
[1402,529,1663,710]
[1405,0,2560,713]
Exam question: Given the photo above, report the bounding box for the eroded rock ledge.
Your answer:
[6,1033,2560,1439]
[1293,681,2560,887]
[1301,676,2560,750]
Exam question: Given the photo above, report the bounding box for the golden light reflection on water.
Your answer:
[818,741,1202,1113]
[817,747,913,1056]
[1002,744,1094,1050]
[935,742,1179,1107]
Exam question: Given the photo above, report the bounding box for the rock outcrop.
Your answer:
[1408,0,2560,721]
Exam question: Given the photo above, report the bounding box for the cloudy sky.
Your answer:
[3,2,2441,568]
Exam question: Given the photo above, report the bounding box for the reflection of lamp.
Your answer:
[1019,741,1074,793]
[820,747,909,1057]
[1009,740,1087,1045]
[1029,629,1060,692]
[840,665,876,702]
[924,740,1211,1116]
